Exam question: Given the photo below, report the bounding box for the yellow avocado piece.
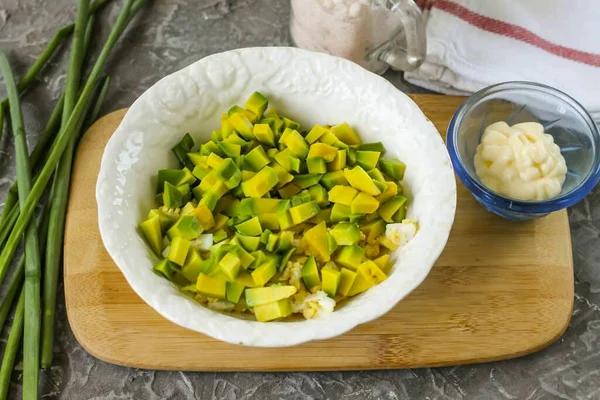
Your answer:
[361,218,386,242]
[245,285,297,307]
[346,269,374,297]
[281,129,309,159]
[350,192,379,214]
[278,183,302,199]
[305,124,329,144]
[189,204,215,231]
[373,254,390,272]
[358,260,387,284]
[168,236,191,266]
[344,166,381,196]
[330,122,361,145]
[253,123,276,147]
[219,252,242,281]
[196,273,227,299]
[321,266,341,297]
[376,181,398,203]
[328,185,358,206]
[289,201,321,225]
[229,112,254,140]
[327,149,347,171]
[251,261,277,287]
[226,281,245,303]
[258,213,280,231]
[270,162,294,188]
[245,91,268,117]
[139,216,163,256]
[308,143,338,162]
[253,298,293,322]
[211,213,229,231]
[335,245,365,270]
[378,195,407,223]
[221,114,234,137]
[303,221,331,262]
[235,270,257,287]
[206,153,225,169]
[337,268,357,297]
[241,166,279,198]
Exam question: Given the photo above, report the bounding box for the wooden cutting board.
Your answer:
[64,95,574,371]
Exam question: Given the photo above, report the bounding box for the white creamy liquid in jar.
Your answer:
[473,121,568,201]
[290,0,400,73]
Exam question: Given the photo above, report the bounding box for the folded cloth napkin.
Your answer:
[405,0,600,120]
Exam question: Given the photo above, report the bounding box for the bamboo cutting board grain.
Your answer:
[64,95,574,371]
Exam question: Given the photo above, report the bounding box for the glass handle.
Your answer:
[374,0,427,72]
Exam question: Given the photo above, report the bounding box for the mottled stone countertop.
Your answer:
[0,1,599,399]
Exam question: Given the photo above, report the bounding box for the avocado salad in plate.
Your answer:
[139,92,418,322]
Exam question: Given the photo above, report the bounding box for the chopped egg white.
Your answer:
[385,219,417,248]
[190,234,213,251]
[281,261,303,290]
[292,290,336,319]
[206,299,235,311]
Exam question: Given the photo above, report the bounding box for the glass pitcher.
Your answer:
[290,0,426,75]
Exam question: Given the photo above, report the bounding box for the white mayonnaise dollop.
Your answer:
[474,121,567,201]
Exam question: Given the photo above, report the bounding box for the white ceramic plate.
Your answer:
[96,47,456,347]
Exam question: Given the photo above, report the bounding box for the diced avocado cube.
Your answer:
[303,222,331,262]
[229,112,255,140]
[307,143,338,162]
[192,163,211,180]
[217,141,241,158]
[322,266,341,297]
[251,261,277,287]
[245,285,297,307]
[168,236,191,266]
[196,273,227,299]
[305,124,329,144]
[358,260,387,283]
[182,248,206,283]
[202,141,225,158]
[172,133,195,169]
[351,192,380,214]
[180,202,196,216]
[235,234,262,252]
[197,170,219,196]
[356,151,381,171]
[293,173,323,189]
[232,245,257,268]
[335,245,365,270]
[291,192,311,207]
[213,229,229,243]
[242,170,257,181]
[245,91,269,117]
[301,255,320,290]
[288,156,301,173]
[347,147,357,166]
[259,118,277,137]
[378,195,407,223]
[337,268,357,297]
[320,170,348,189]
[281,129,309,159]
[330,203,351,222]
[327,149,347,171]
[228,105,245,116]
[393,205,407,222]
[327,233,338,254]
[264,109,284,132]
[187,152,207,167]
[277,183,302,199]
[139,216,163,256]
[244,145,270,172]
[219,252,242,281]
[236,270,256,287]
[282,116,300,131]
[235,216,263,237]
[307,157,327,174]
[379,158,407,180]
[215,159,242,190]
[356,142,385,153]
[163,181,183,208]
[259,213,279,231]
[328,185,358,206]
[376,181,398,203]
[274,148,295,172]
[148,208,178,231]
[221,114,234,137]
[308,208,331,225]
[238,198,254,217]
[308,184,329,207]
[278,248,295,271]
[153,259,178,281]
[226,281,246,304]
[275,231,294,252]
[167,215,203,240]
[289,201,320,225]
[251,198,282,214]
[373,180,388,193]
[189,205,215,231]
[265,233,279,252]
[224,132,249,146]
[253,298,293,322]
[277,210,293,230]
[253,123,276,147]
[319,131,346,149]
[330,122,360,145]
[330,222,361,245]
[367,168,386,182]
[270,162,294,188]
[156,168,196,193]
[177,184,191,205]
[241,166,279,198]
[206,153,225,169]
[372,254,390,271]
[361,218,386,242]
[344,166,381,196]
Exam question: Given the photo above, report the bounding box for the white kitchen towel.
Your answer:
[404,0,600,120]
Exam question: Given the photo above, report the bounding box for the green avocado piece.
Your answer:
[321,266,341,297]
[330,203,351,222]
[241,166,279,198]
[244,145,270,172]
[196,273,227,299]
[192,163,211,180]
[301,256,320,290]
[177,184,191,205]
[293,174,323,189]
[373,180,388,193]
[217,141,241,158]
[307,157,327,174]
[378,195,407,223]
[236,233,262,252]
[235,216,263,237]
[330,122,360,145]
[245,285,297,307]
[289,201,320,225]
[253,298,293,322]
[337,268,357,296]
[281,129,309,159]
[344,166,381,196]
[327,149,347,171]
[253,123,276,147]
[182,248,206,283]
[393,204,407,222]
[172,133,195,169]
[274,148,295,172]
[148,208,178,231]
[245,91,269,117]
[320,170,348,189]
[281,116,300,131]
[232,244,256,268]
[168,236,191,266]
[308,184,329,207]
[259,213,279,231]
[355,151,381,171]
[335,245,365,270]
[214,158,242,189]
[219,252,242,281]
[187,152,206,167]
[379,158,407,180]
[288,156,301,174]
[213,229,229,243]
[201,140,225,157]
[330,222,361,245]
[153,259,178,281]
[251,261,277,287]
[265,233,279,252]
[276,231,294,252]
[305,124,328,144]
[228,105,246,116]
[290,193,311,207]
[356,142,385,153]
[167,215,203,240]
[211,130,223,141]
[361,218,386,242]
[139,216,163,256]
[229,112,255,140]
[156,168,196,193]
[163,181,183,209]
[226,281,246,303]
[367,168,386,182]
[278,248,295,271]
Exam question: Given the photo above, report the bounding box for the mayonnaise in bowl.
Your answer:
[473,121,567,201]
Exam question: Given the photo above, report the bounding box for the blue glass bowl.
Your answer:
[447,81,600,220]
